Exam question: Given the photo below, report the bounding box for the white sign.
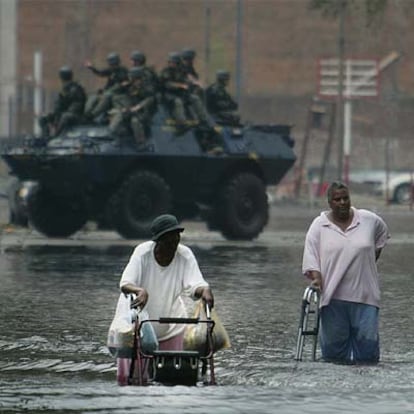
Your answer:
[318,58,379,98]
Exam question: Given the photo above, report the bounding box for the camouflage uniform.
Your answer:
[181,48,203,100]
[85,53,129,120]
[205,70,240,125]
[159,53,210,128]
[88,65,129,90]
[39,67,86,137]
[130,51,160,94]
[109,67,155,145]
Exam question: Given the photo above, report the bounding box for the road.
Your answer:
[1,193,413,250]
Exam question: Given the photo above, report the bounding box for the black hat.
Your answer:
[217,70,230,81]
[130,50,146,64]
[59,66,73,81]
[107,52,120,66]
[181,48,196,60]
[151,214,184,241]
[168,52,181,64]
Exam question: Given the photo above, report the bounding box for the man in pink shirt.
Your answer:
[302,181,389,363]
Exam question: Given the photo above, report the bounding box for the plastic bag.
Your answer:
[138,308,159,354]
[107,294,158,357]
[107,293,135,358]
[183,301,231,355]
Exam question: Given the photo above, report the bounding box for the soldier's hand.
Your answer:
[84,60,93,68]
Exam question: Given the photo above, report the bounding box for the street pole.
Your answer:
[343,58,352,186]
[0,0,17,137]
[33,51,42,136]
[204,0,211,87]
[343,99,352,186]
[336,0,346,181]
[236,0,243,103]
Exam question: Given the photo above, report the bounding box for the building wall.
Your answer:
[9,0,414,169]
[0,0,17,136]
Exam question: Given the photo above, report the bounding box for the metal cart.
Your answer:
[128,305,216,386]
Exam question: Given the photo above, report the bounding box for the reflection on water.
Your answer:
[0,241,413,413]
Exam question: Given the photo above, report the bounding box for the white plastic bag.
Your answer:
[107,293,135,358]
[107,293,158,357]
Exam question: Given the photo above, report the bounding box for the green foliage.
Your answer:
[309,0,345,18]
[309,0,387,24]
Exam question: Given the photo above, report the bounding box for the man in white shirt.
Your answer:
[116,214,214,385]
[119,214,214,347]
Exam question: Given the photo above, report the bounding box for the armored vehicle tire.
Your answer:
[27,187,88,238]
[108,170,172,239]
[214,172,268,240]
[10,209,28,227]
[7,178,28,227]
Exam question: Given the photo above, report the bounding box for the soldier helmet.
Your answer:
[168,52,181,64]
[181,48,196,61]
[129,66,145,80]
[59,66,73,81]
[130,50,146,65]
[106,52,120,66]
[216,70,230,81]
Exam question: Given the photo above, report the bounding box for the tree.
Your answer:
[310,0,387,24]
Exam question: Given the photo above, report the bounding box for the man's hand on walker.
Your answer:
[309,272,323,292]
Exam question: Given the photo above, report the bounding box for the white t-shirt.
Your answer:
[302,207,389,308]
[119,241,209,341]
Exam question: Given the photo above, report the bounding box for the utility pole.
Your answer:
[236,0,243,103]
[33,51,42,136]
[336,0,346,181]
[204,0,211,87]
[0,0,17,137]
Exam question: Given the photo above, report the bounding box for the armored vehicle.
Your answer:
[0,112,295,240]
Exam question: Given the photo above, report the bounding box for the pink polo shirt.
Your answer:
[302,207,389,308]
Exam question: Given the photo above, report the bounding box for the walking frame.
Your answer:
[128,304,216,386]
[295,286,320,361]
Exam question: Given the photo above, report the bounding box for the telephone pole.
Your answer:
[0,0,17,136]
[336,0,346,181]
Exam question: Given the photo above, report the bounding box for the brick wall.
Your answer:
[15,0,414,169]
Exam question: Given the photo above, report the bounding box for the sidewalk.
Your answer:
[1,187,413,250]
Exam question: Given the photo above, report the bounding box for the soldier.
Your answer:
[159,52,212,132]
[84,52,129,122]
[181,48,199,82]
[108,67,155,148]
[39,66,86,138]
[130,50,159,93]
[205,70,240,126]
[181,48,203,98]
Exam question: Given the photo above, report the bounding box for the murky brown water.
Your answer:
[0,209,413,413]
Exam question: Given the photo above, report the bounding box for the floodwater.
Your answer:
[0,213,414,413]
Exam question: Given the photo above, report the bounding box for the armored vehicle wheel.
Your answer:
[108,170,172,239]
[214,172,268,240]
[27,187,88,238]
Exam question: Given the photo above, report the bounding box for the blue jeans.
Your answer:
[320,299,380,364]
